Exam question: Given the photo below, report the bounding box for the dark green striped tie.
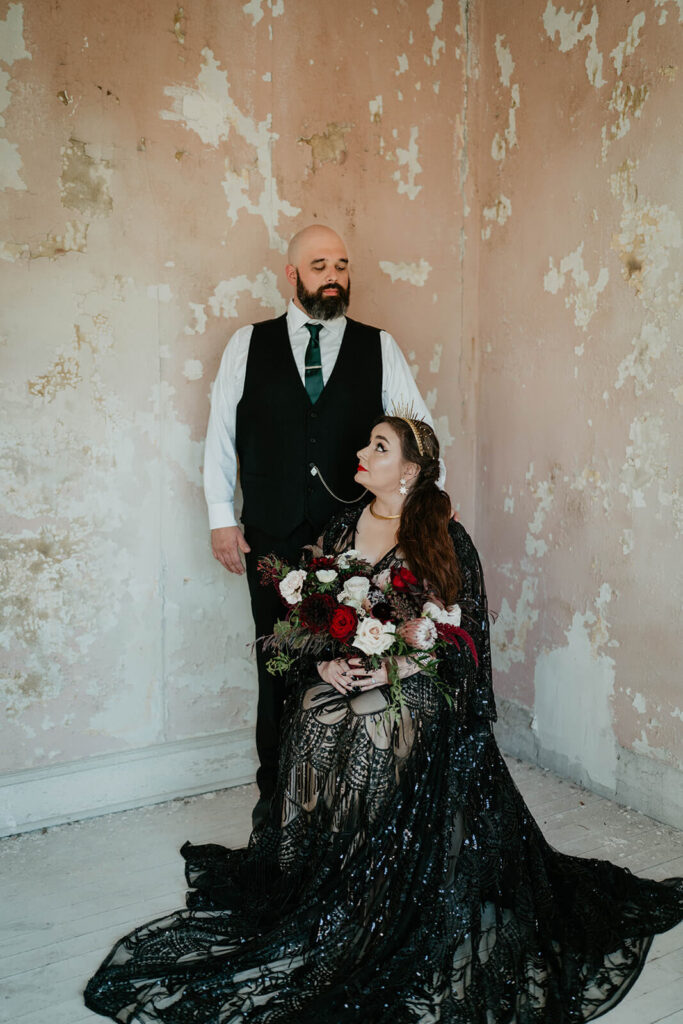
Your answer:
[304,323,324,404]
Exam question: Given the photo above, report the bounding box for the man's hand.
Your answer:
[211,526,251,575]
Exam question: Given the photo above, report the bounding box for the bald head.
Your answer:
[285,224,351,320]
[286,224,348,268]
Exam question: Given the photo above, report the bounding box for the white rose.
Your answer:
[315,569,338,583]
[442,603,462,626]
[421,600,461,627]
[352,617,397,656]
[339,575,371,611]
[279,569,307,605]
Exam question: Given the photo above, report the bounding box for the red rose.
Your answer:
[328,605,358,641]
[390,566,418,590]
[299,593,337,634]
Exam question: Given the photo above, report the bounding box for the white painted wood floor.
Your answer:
[1,758,682,1024]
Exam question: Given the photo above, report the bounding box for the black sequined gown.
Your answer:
[85,508,683,1023]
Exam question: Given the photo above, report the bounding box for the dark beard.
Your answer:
[296,274,350,320]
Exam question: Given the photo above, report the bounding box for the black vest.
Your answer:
[236,314,384,538]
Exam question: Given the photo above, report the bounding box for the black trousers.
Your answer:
[243,520,318,801]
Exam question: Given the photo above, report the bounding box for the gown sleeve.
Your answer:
[437,520,497,727]
[319,506,364,556]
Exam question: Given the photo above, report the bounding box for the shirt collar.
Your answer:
[286,298,346,336]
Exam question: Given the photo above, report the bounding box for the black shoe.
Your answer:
[251,795,272,830]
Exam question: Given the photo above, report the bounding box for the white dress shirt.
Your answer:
[204,300,441,529]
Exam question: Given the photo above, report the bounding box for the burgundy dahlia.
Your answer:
[299,593,337,633]
[370,601,394,624]
[436,623,479,667]
[309,556,336,570]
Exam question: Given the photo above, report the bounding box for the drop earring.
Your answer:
[399,477,408,496]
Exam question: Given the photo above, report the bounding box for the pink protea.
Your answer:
[397,617,438,650]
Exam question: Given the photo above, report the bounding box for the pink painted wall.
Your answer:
[476,0,682,824]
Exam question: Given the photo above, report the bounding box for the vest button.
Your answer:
[310,411,318,419]
[310,437,317,444]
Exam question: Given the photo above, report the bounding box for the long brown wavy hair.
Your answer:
[374,415,461,603]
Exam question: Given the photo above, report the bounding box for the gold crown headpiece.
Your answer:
[388,402,434,459]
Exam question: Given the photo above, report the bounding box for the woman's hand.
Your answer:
[349,656,427,691]
[317,658,372,695]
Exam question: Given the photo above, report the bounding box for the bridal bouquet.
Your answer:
[257,548,478,709]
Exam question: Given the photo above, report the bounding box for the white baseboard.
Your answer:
[0,729,259,838]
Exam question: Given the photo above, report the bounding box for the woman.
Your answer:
[85,415,682,1023]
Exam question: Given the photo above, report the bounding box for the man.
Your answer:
[204,224,437,826]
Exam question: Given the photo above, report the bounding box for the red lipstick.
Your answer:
[357,464,368,473]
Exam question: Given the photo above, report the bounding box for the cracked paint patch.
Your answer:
[492,466,559,670]
[379,258,431,286]
[601,80,650,162]
[60,139,113,217]
[615,322,667,395]
[429,342,443,373]
[610,12,646,75]
[389,126,422,200]
[28,356,82,401]
[0,2,31,191]
[184,302,207,336]
[242,0,284,26]
[395,53,409,76]
[1,221,89,262]
[161,48,299,252]
[183,359,203,381]
[532,586,617,791]
[610,162,681,309]
[542,1,606,88]
[299,122,352,169]
[430,36,445,66]
[492,577,539,673]
[525,475,555,558]
[482,194,511,240]
[610,161,679,404]
[369,95,382,123]
[433,415,454,451]
[173,7,186,45]
[544,242,609,330]
[491,36,519,163]
[495,33,515,86]
[653,0,683,24]
[619,414,679,531]
[207,269,284,319]
[427,0,443,32]
[571,464,612,514]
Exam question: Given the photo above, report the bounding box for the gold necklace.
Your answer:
[369,499,401,520]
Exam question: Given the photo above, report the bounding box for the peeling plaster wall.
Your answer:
[477,1,683,826]
[0,1,477,832]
